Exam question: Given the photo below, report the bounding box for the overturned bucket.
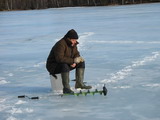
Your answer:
[50,74,63,94]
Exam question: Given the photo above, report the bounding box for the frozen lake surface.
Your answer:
[0,3,160,120]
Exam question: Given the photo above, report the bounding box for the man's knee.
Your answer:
[76,62,85,68]
[60,64,70,72]
[58,62,85,73]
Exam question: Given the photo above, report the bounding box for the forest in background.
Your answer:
[0,0,160,11]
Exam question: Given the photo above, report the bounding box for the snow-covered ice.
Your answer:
[0,3,160,120]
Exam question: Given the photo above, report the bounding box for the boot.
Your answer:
[61,72,74,94]
[75,68,92,89]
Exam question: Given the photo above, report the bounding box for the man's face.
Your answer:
[70,39,77,46]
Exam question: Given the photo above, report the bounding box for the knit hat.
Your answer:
[64,29,79,39]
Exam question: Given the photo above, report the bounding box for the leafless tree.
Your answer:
[0,0,159,11]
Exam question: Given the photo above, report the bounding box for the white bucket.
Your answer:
[50,74,63,94]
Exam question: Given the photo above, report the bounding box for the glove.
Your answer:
[74,56,85,64]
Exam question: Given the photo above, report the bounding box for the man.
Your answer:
[46,29,92,94]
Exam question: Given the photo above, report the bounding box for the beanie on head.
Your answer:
[64,29,79,39]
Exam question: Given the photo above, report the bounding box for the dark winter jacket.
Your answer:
[46,37,80,75]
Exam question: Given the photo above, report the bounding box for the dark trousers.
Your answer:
[54,62,85,74]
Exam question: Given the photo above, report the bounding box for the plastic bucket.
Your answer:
[50,74,63,94]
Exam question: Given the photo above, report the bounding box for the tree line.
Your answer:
[0,0,159,11]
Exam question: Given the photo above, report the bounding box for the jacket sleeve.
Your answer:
[54,43,74,64]
[73,46,80,58]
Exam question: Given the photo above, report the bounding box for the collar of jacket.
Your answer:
[64,38,79,47]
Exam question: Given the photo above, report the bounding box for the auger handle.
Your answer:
[103,84,108,96]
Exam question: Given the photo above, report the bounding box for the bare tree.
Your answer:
[0,0,159,11]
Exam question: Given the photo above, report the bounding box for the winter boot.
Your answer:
[61,72,74,94]
[75,68,92,89]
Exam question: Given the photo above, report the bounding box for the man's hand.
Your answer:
[70,63,76,68]
[74,56,85,64]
